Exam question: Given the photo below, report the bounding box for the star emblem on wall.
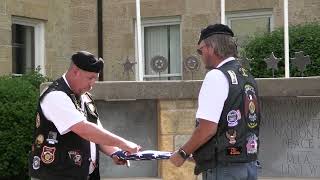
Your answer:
[290,51,311,76]
[264,52,281,70]
[122,56,137,73]
[264,52,281,77]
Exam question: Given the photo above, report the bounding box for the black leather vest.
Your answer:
[28,77,100,179]
[193,60,260,175]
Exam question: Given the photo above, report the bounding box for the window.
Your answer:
[12,17,45,75]
[226,10,273,47]
[136,17,182,81]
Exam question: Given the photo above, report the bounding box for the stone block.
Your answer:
[0,45,10,60]
[0,0,6,15]
[159,135,174,151]
[0,60,11,75]
[71,35,97,51]
[159,109,196,134]
[159,100,197,110]
[0,15,11,29]
[161,160,196,180]
[0,28,11,45]
[185,0,214,15]
[226,0,276,11]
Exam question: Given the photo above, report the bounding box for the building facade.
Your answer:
[0,0,319,80]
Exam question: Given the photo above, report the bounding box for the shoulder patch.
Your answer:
[227,70,238,84]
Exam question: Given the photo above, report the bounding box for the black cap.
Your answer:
[198,24,234,44]
[71,51,104,73]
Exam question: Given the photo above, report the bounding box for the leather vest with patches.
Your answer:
[28,77,100,179]
[193,60,260,175]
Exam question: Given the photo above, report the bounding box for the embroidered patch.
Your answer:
[226,130,237,145]
[226,147,242,156]
[227,70,238,84]
[68,150,82,166]
[35,113,40,128]
[244,84,259,129]
[227,110,241,127]
[246,134,258,154]
[239,67,248,77]
[35,134,44,148]
[32,156,40,170]
[41,146,56,164]
[46,131,58,145]
[248,121,258,128]
[249,101,256,114]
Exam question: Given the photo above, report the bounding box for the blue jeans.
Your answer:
[202,161,258,180]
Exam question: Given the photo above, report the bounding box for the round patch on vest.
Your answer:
[41,146,56,164]
[249,101,256,114]
[227,110,241,127]
[32,156,41,170]
[35,134,44,148]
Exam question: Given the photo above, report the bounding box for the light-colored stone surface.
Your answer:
[161,161,196,180]
[160,108,195,134]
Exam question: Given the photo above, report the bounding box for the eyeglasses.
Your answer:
[197,45,206,55]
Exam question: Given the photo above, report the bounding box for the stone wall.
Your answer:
[103,0,320,81]
[158,100,197,180]
[0,0,98,78]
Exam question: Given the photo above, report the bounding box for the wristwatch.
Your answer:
[178,148,189,160]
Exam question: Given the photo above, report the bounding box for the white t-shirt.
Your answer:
[196,57,235,123]
[40,74,99,173]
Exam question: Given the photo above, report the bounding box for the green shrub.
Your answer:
[0,71,47,179]
[242,23,320,78]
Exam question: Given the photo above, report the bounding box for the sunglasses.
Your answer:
[197,45,206,55]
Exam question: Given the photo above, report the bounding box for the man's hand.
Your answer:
[122,140,141,154]
[169,150,186,167]
[110,150,130,167]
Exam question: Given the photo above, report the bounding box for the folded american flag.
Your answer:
[111,150,172,161]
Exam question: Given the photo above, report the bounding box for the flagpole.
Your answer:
[136,0,143,81]
[284,0,290,78]
[221,0,225,24]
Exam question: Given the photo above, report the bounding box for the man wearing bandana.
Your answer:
[29,51,141,180]
[170,24,260,180]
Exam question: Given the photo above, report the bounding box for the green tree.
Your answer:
[0,71,48,179]
[242,23,320,78]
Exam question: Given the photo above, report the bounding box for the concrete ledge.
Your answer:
[41,77,320,101]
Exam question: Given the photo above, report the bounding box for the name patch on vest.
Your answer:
[41,146,56,164]
[226,147,242,156]
[227,70,238,84]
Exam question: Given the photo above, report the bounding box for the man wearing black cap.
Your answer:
[170,24,260,180]
[29,51,141,180]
